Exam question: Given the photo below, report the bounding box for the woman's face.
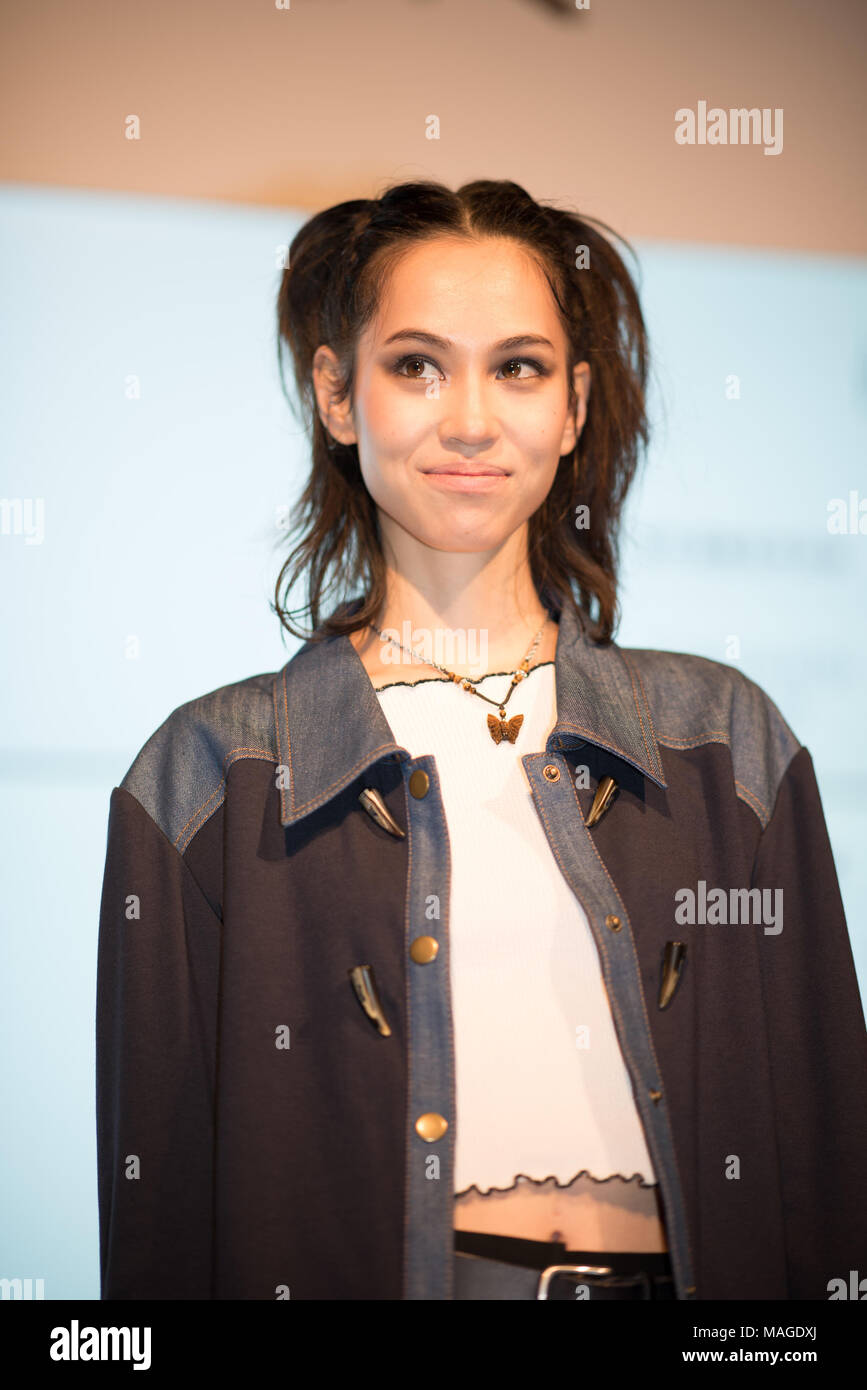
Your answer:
[313,235,590,557]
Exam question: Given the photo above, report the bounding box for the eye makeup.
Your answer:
[388,353,552,381]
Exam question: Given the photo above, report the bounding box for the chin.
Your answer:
[418,526,517,554]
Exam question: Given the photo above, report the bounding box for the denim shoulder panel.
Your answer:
[621,648,801,830]
[120,672,279,851]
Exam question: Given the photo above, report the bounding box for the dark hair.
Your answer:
[274,178,649,644]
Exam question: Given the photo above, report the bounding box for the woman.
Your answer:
[96,178,867,1302]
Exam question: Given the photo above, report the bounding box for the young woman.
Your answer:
[96,178,867,1302]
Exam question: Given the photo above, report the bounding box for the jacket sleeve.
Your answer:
[96,785,222,1299]
[751,745,867,1299]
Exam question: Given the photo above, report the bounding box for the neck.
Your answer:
[355,518,557,680]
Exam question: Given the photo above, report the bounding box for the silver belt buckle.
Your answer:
[536,1262,614,1300]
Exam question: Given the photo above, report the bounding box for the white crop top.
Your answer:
[375,661,658,1196]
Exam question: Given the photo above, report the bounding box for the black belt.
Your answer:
[454,1231,676,1301]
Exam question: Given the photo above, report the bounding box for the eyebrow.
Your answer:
[381,329,557,353]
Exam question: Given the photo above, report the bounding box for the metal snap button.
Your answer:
[410,935,439,964]
[415,1112,448,1141]
[605,914,622,931]
[649,1089,663,1104]
[409,769,430,798]
[542,764,560,782]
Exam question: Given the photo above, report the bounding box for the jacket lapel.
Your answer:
[546,600,667,787]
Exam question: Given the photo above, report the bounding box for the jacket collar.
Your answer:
[273,596,667,826]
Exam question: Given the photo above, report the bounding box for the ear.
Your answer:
[559,361,591,456]
[312,345,357,446]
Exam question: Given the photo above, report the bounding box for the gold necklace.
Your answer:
[370,618,548,745]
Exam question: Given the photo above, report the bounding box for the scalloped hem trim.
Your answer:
[455,1169,658,1198]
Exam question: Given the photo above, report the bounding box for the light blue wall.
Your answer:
[1,186,864,1297]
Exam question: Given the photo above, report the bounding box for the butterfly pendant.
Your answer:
[487,713,524,745]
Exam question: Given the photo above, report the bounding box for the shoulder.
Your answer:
[119,670,280,851]
[619,644,802,827]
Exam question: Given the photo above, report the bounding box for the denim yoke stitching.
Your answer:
[531,754,698,1298]
[733,781,770,825]
[656,731,729,746]
[174,747,277,852]
[654,729,772,827]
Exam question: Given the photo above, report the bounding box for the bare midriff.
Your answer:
[454,1172,669,1252]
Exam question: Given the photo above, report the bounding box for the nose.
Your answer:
[437,367,498,453]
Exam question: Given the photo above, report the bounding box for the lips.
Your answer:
[422,465,509,476]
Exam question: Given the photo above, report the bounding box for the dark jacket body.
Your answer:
[96,598,867,1299]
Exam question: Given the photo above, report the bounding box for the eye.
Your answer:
[392,354,440,379]
[498,357,548,379]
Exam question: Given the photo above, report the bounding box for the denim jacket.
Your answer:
[96,596,867,1300]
